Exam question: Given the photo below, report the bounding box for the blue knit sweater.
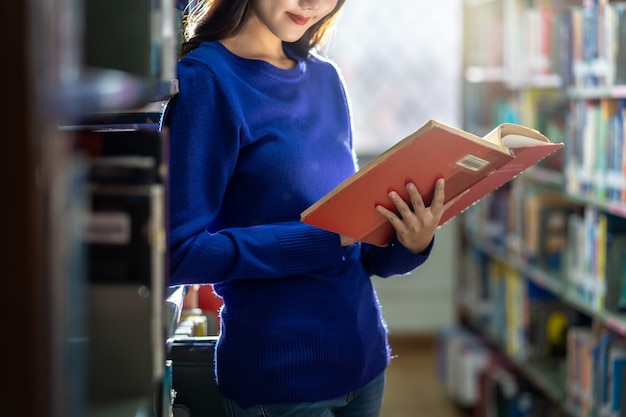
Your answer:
[164,42,433,408]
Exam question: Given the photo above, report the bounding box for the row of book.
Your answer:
[456,243,626,417]
[439,322,626,417]
[463,0,504,69]
[459,245,590,362]
[438,327,578,417]
[479,75,626,225]
[510,0,626,88]
[504,0,579,85]
[464,183,626,315]
[462,184,564,273]
[566,207,626,311]
[563,0,626,88]
[565,98,626,205]
[466,0,626,89]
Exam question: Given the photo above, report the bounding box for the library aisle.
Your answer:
[383,336,469,417]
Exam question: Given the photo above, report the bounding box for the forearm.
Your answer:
[168,221,344,286]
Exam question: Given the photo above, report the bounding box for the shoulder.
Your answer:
[174,42,244,100]
[178,42,230,74]
[305,50,342,74]
[303,51,349,93]
[297,50,346,89]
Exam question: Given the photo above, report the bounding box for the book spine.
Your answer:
[596,212,608,310]
[567,326,598,415]
[607,346,626,416]
[615,4,626,85]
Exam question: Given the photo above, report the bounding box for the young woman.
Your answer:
[163,0,450,415]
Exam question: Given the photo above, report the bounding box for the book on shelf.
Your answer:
[567,209,626,310]
[566,326,596,416]
[478,360,534,417]
[301,118,563,246]
[523,191,581,274]
[563,1,626,88]
[616,3,626,86]
[556,7,575,87]
[566,99,626,204]
[594,330,626,417]
[606,345,626,417]
[437,327,489,407]
[604,235,626,314]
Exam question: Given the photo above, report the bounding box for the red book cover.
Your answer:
[301,119,563,246]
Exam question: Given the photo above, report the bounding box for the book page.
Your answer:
[481,123,550,149]
[501,134,550,147]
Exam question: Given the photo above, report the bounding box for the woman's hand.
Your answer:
[374,178,452,253]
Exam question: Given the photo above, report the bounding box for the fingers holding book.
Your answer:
[375,179,446,253]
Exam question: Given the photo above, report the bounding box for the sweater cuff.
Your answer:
[276,224,343,274]
[390,236,435,273]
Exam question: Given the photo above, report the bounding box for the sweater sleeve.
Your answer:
[165,58,344,286]
[359,236,435,278]
[171,220,344,285]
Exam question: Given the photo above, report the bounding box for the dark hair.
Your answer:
[180,0,346,58]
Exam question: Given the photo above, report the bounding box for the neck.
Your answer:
[220,15,296,70]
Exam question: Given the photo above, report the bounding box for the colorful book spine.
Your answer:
[566,326,597,415]
[566,98,626,205]
[568,0,624,88]
[505,265,526,360]
[615,3,626,85]
[606,345,626,417]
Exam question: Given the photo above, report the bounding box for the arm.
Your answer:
[170,220,344,285]
[165,58,344,286]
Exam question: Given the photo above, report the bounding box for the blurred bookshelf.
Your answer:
[441,0,626,416]
[16,1,180,416]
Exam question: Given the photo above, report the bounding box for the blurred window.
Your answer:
[328,0,463,157]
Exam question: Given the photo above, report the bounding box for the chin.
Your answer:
[280,30,308,43]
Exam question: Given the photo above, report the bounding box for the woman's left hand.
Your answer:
[375,178,449,254]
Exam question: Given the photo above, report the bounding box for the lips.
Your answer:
[286,12,310,25]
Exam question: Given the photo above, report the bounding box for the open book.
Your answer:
[301,118,563,246]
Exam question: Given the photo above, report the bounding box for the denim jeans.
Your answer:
[222,372,386,417]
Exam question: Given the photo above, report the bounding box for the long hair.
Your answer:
[180,0,346,58]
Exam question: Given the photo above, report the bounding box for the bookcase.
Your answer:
[447,0,626,415]
[4,1,180,416]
